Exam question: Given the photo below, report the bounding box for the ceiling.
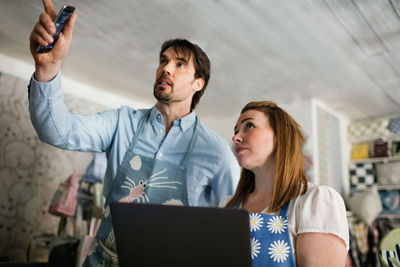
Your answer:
[1,0,400,121]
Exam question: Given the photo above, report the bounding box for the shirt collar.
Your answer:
[149,105,197,132]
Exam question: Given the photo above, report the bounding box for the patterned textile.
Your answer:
[365,226,380,267]
[248,202,295,266]
[379,190,400,214]
[348,226,363,267]
[381,247,400,267]
[388,117,400,134]
[348,118,390,141]
[353,222,369,255]
[349,163,376,190]
[392,141,400,157]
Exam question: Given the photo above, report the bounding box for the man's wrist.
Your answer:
[34,62,61,82]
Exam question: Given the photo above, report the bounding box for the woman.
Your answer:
[223,101,349,266]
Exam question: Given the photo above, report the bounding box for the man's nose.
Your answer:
[162,62,173,75]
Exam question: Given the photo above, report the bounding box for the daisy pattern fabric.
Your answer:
[248,202,295,266]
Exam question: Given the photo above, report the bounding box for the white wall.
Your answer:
[311,99,350,195]
[281,99,314,153]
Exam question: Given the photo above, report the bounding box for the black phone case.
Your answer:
[36,5,75,53]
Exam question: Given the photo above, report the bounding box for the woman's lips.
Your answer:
[235,146,246,155]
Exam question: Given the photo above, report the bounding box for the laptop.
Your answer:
[110,202,252,267]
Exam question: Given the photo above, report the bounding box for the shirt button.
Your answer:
[159,129,163,134]
[159,152,163,157]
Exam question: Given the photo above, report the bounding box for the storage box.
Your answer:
[373,141,388,158]
[351,143,370,160]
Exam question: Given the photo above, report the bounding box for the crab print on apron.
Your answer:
[84,111,198,266]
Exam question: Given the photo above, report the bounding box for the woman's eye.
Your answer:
[246,123,255,129]
[177,62,185,68]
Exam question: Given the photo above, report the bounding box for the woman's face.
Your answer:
[232,109,276,170]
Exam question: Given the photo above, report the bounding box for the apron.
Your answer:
[84,110,198,267]
[248,202,296,267]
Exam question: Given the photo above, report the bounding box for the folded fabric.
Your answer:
[376,161,400,185]
[351,143,370,160]
[347,186,382,226]
[373,141,388,157]
[82,153,107,183]
[349,162,376,190]
[48,171,79,217]
[388,117,400,134]
[392,141,400,157]
[379,190,400,214]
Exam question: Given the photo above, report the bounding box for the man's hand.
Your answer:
[29,0,77,82]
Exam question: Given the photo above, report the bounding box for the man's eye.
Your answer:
[160,59,167,65]
[177,62,185,68]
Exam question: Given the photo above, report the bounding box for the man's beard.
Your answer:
[153,73,174,103]
[153,86,172,103]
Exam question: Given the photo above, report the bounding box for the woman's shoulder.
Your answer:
[290,182,347,223]
[296,182,344,204]
[290,183,349,251]
[219,195,233,208]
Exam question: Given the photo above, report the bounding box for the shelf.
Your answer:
[377,185,400,190]
[350,185,400,192]
[349,134,400,144]
[377,214,400,219]
[351,156,400,164]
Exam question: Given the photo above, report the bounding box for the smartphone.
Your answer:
[36,5,75,53]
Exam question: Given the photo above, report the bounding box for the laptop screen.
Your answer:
[110,202,252,266]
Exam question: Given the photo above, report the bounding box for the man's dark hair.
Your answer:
[160,38,211,110]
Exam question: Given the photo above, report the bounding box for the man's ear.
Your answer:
[194,78,205,92]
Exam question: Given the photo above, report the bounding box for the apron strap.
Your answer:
[98,239,118,258]
[279,201,290,217]
[180,116,199,168]
[128,109,150,151]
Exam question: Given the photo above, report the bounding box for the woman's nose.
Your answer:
[232,133,242,143]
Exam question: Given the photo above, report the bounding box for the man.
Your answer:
[29,0,239,265]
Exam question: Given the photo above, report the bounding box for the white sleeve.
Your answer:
[294,184,349,250]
